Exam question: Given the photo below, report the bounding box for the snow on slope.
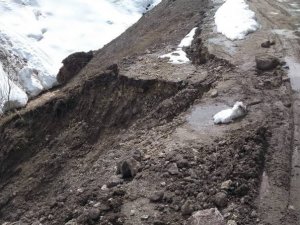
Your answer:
[215,0,259,40]
[160,27,197,64]
[0,0,161,113]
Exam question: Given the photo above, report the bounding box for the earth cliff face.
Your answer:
[0,0,298,225]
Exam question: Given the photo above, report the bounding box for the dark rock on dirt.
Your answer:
[87,208,101,220]
[234,184,250,196]
[57,51,93,84]
[149,191,164,203]
[261,40,275,48]
[255,54,280,71]
[181,200,194,216]
[186,208,225,225]
[117,157,140,178]
[213,192,228,208]
[168,163,179,175]
[107,175,123,188]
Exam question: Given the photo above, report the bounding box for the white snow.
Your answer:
[213,101,247,124]
[160,27,197,64]
[215,0,259,40]
[0,63,28,114]
[0,0,161,113]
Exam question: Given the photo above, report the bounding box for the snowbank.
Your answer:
[160,27,197,64]
[0,63,28,114]
[0,0,161,113]
[215,0,259,40]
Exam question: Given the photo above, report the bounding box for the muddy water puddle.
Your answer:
[285,56,300,91]
[187,103,227,130]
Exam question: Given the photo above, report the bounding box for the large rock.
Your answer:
[57,51,93,84]
[186,208,225,225]
[117,157,140,178]
[255,54,280,71]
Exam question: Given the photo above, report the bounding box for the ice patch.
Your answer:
[160,27,197,64]
[215,0,259,40]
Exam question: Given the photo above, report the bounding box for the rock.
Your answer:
[186,208,225,225]
[255,54,280,71]
[107,175,123,188]
[87,208,100,220]
[130,210,135,216]
[181,200,194,216]
[149,191,164,203]
[65,220,78,225]
[234,184,249,196]
[214,192,228,208]
[141,215,149,220]
[117,157,140,178]
[227,220,237,225]
[177,158,189,168]
[282,76,290,82]
[57,51,93,84]
[260,40,275,48]
[221,180,232,190]
[210,89,218,98]
[168,163,179,175]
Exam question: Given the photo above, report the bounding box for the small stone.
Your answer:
[221,180,232,190]
[88,208,100,220]
[177,158,189,168]
[214,192,228,208]
[250,210,257,218]
[227,220,237,225]
[101,185,108,190]
[117,157,140,178]
[130,210,136,216]
[141,215,149,220]
[255,54,280,71]
[282,76,290,82]
[150,191,164,203]
[160,182,166,186]
[65,220,78,225]
[186,208,225,225]
[181,200,194,216]
[210,90,218,98]
[107,175,123,188]
[168,163,179,175]
[234,184,249,196]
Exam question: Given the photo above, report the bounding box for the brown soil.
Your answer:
[0,0,299,225]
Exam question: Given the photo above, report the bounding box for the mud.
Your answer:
[0,0,298,224]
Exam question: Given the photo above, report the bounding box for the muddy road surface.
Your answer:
[0,0,299,224]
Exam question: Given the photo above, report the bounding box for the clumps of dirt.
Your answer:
[186,28,214,65]
[57,51,94,85]
[133,126,269,225]
[0,60,218,224]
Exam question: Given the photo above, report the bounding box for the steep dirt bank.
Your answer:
[0,0,297,224]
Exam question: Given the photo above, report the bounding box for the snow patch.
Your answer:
[0,0,162,113]
[0,63,28,114]
[213,101,247,124]
[160,27,197,64]
[215,0,259,40]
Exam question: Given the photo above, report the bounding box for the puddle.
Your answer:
[285,56,300,91]
[208,37,237,55]
[187,103,228,130]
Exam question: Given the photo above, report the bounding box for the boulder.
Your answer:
[57,51,93,84]
[117,157,139,178]
[186,208,225,225]
[255,54,280,71]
